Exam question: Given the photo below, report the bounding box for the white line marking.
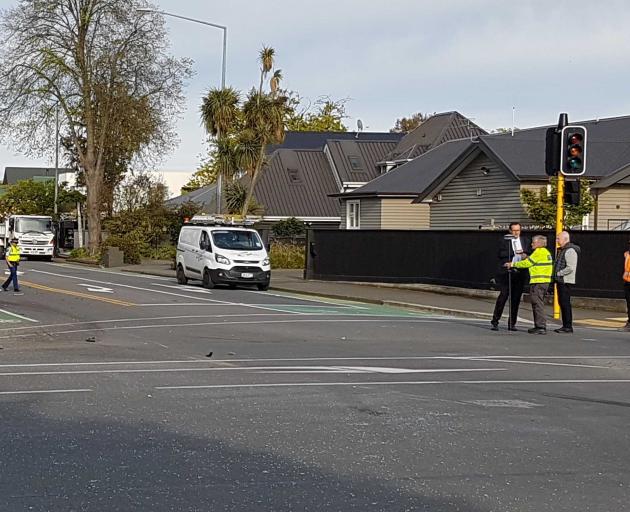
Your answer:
[257,367,506,374]
[0,389,92,395]
[0,318,447,338]
[47,263,172,280]
[0,366,506,377]
[77,284,113,293]
[0,308,38,323]
[460,357,610,369]
[156,379,630,391]
[151,283,213,293]
[31,269,298,315]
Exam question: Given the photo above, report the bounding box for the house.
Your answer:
[166,184,219,214]
[336,114,630,231]
[2,167,77,187]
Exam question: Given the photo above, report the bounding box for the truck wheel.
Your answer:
[176,265,188,285]
[257,283,270,291]
[202,269,215,289]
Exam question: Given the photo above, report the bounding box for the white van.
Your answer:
[176,216,271,290]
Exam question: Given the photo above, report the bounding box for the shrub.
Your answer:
[147,244,177,260]
[272,217,305,238]
[101,233,149,265]
[69,247,91,259]
[269,242,305,269]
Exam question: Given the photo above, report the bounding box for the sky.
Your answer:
[2,0,630,196]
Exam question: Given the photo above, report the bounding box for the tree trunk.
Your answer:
[84,161,104,254]
[241,145,266,217]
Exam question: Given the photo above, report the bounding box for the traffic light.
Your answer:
[545,127,560,176]
[560,126,587,175]
[564,179,580,206]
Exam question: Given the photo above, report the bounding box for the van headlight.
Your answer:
[215,254,230,265]
[262,257,270,266]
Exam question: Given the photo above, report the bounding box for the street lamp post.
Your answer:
[136,8,228,214]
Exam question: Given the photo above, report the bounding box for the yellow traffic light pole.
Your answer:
[554,174,564,319]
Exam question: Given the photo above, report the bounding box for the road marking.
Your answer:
[151,283,213,293]
[459,357,609,369]
[0,317,447,338]
[256,367,506,374]
[0,308,38,323]
[77,284,113,294]
[30,269,299,315]
[4,270,25,275]
[21,281,135,307]
[575,319,625,328]
[156,379,630,391]
[47,262,172,281]
[0,366,506,377]
[0,389,92,396]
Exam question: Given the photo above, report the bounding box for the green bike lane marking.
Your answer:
[0,308,38,324]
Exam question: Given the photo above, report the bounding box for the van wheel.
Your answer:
[176,265,188,285]
[257,283,269,291]
[202,269,215,289]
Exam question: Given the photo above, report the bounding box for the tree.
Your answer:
[0,179,84,217]
[520,178,595,228]
[390,112,433,133]
[492,127,520,134]
[200,46,290,216]
[285,95,349,132]
[0,1,192,253]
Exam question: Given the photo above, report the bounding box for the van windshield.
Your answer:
[211,230,263,251]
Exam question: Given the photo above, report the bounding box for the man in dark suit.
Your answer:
[491,222,529,331]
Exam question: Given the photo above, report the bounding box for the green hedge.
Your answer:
[270,242,305,269]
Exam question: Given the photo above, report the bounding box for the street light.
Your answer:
[137,8,228,214]
[136,8,227,89]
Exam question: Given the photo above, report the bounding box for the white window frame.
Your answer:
[346,200,360,230]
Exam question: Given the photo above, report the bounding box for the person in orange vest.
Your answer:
[623,240,630,332]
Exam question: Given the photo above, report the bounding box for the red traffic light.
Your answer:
[568,133,583,145]
[560,125,587,176]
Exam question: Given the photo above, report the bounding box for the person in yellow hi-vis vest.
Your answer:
[3,238,21,293]
[506,235,553,335]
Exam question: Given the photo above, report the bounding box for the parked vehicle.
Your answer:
[176,215,271,290]
[0,215,55,260]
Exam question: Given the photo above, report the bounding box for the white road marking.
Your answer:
[4,270,25,275]
[156,379,630,391]
[0,317,447,339]
[0,308,38,323]
[77,284,113,294]
[0,366,506,377]
[47,263,172,280]
[256,367,506,374]
[31,269,306,316]
[458,357,609,369]
[151,283,213,293]
[0,389,92,395]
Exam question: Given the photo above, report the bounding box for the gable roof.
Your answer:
[334,139,476,198]
[3,167,75,185]
[252,149,340,218]
[266,130,403,154]
[381,112,487,163]
[166,184,218,213]
[325,139,400,184]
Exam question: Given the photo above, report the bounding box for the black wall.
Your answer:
[305,230,629,299]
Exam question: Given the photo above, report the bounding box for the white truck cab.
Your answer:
[176,215,271,290]
[0,215,55,260]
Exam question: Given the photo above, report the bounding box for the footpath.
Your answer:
[111,261,629,331]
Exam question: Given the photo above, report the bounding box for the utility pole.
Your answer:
[54,104,60,215]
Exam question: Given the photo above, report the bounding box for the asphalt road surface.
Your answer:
[1,261,629,511]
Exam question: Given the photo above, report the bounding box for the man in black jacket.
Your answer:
[491,222,529,331]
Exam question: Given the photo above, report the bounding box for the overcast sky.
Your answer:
[2,0,630,195]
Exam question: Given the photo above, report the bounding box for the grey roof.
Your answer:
[2,167,75,185]
[382,112,487,163]
[335,139,475,198]
[166,184,218,213]
[253,149,340,218]
[266,130,403,154]
[325,139,400,183]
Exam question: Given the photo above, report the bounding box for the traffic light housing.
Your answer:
[564,179,580,206]
[560,126,587,176]
[545,127,560,176]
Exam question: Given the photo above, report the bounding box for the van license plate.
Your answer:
[241,272,254,278]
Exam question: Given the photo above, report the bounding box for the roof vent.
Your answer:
[347,155,363,171]
[287,168,302,183]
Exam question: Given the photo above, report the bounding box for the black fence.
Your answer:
[305,229,629,299]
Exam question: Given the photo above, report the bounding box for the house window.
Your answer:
[347,155,362,171]
[287,168,302,183]
[346,201,360,229]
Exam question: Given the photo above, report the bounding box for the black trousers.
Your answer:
[492,270,527,326]
[625,282,630,323]
[556,282,573,328]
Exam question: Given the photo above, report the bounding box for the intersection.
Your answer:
[1,262,629,511]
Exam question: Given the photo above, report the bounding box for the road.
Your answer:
[1,261,629,511]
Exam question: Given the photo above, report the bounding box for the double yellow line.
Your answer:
[21,281,135,307]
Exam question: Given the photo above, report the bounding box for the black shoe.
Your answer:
[490,322,499,331]
[13,289,20,293]
[1,286,7,292]
[527,327,547,335]
[508,325,518,331]
[554,327,573,333]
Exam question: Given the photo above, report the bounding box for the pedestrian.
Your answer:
[553,231,580,333]
[491,222,529,331]
[2,238,21,293]
[623,239,630,332]
[506,234,553,334]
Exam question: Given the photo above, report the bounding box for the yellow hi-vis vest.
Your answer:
[6,245,20,263]
[513,247,553,284]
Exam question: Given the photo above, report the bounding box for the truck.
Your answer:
[0,214,55,260]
